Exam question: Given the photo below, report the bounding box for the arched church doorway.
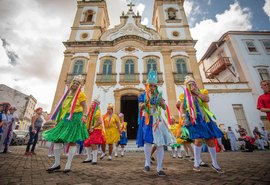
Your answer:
[120,95,138,139]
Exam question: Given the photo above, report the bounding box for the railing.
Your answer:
[119,73,140,84]
[65,73,87,85]
[206,57,232,79]
[142,72,164,85]
[172,72,193,84]
[96,73,117,86]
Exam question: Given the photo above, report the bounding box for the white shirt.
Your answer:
[262,130,269,140]
[227,130,236,139]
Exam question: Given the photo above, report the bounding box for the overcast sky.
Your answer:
[0,0,270,112]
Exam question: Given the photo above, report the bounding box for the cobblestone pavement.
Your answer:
[0,146,270,185]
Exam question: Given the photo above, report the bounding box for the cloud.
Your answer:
[207,0,212,6]
[0,37,19,66]
[263,0,270,20]
[184,1,193,17]
[0,0,76,111]
[190,1,252,60]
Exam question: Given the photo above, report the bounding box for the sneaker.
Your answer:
[211,165,224,174]
[108,156,112,161]
[178,156,183,159]
[172,154,176,158]
[157,170,166,177]
[100,153,106,160]
[193,166,201,172]
[143,166,150,172]
[114,153,118,157]
[199,161,209,167]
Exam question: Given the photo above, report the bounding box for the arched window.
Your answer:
[102,59,112,75]
[73,60,84,75]
[168,8,176,20]
[176,58,187,80]
[125,59,134,74]
[147,59,157,73]
[84,10,94,22]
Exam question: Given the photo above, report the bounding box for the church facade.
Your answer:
[52,0,202,139]
[52,0,264,139]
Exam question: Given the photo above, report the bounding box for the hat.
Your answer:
[107,103,114,110]
[146,69,158,85]
[184,76,195,85]
[92,95,100,104]
[35,107,43,112]
[71,75,84,85]
[9,106,17,111]
[119,113,124,118]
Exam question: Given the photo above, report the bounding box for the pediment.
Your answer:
[100,13,160,41]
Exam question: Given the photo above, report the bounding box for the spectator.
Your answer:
[253,126,265,150]
[261,127,269,147]
[25,107,44,156]
[257,80,270,121]
[227,127,237,151]
[0,106,18,153]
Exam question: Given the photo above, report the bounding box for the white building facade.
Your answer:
[199,31,270,134]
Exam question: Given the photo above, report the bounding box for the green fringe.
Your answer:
[43,112,88,143]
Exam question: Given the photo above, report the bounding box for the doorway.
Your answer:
[120,95,138,139]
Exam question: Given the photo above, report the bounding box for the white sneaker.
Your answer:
[100,153,106,160]
[115,153,118,157]
[108,156,112,161]
[172,154,176,158]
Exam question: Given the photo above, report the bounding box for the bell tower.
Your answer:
[68,0,109,41]
[153,0,192,40]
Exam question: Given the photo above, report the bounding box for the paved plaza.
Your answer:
[0,146,270,185]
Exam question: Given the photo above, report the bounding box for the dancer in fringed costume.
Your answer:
[115,113,128,157]
[169,116,184,159]
[181,76,224,173]
[43,75,88,173]
[100,104,121,161]
[83,98,105,165]
[136,70,176,177]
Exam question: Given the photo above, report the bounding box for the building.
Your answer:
[0,84,37,130]
[199,31,270,133]
[51,0,202,139]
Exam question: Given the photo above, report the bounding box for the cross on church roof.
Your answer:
[127,2,135,11]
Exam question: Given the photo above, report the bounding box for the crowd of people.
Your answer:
[0,75,269,177]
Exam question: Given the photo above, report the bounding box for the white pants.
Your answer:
[229,138,237,151]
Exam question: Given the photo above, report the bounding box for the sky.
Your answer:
[0,0,270,112]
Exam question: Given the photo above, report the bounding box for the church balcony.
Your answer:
[119,73,140,85]
[96,73,117,86]
[205,57,232,79]
[142,72,164,85]
[173,72,193,85]
[65,73,87,85]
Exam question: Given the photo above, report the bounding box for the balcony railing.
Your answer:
[173,72,193,84]
[142,72,164,85]
[206,57,232,79]
[119,73,140,84]
[96,73,117,86]
[65,73,87,85]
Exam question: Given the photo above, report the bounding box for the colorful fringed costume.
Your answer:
[43,92,89,143]
[84,107,106,146]
[136,71,176,147]
[118,121,128,145]
[103,113,120,144]
[183,78,223,140]
[184,89,223,140]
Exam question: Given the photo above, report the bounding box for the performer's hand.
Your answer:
[81,115,87,123]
